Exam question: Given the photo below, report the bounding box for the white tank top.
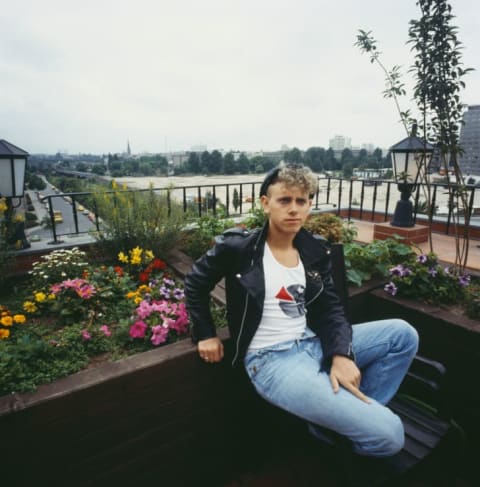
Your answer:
[248,243,307,350]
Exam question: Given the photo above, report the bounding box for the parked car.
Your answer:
[53,210,63,223]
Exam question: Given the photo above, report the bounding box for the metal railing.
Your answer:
[37,177,480,244]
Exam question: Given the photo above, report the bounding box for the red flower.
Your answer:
[152,258,167,270]
[114,266,124,277]
[139,271,150,283]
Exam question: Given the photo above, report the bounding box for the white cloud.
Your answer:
[0,0,479,154]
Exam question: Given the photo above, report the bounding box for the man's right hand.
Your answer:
[197,337,224,363]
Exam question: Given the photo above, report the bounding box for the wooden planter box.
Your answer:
[1,273,478,486]
[0,328,243,486]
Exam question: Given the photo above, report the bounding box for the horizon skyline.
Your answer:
[27,137,387,157]
[2,1,479,155]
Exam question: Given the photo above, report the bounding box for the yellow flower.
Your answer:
[0,198,7,213]
[126,291,137,299]
[35,292,47,303]
[134,296,142,304]
[145,250,154,262]
[48,294,56,300]
[130,246,142,257]
[130,256,141,265]
[118,252,129,264]
[0,329,10,339]
[13,314,26,324]
[111,179,118,189]
[23,301,38,313]
[0,316,13,326]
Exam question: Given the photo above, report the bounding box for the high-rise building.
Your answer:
[329,135,352,152]
[459,105,480,175]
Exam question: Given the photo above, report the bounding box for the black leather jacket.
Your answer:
[185,224,353,368]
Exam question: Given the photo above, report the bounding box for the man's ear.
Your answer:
[260,194,269,214]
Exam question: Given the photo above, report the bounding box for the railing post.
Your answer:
[337,179,342,216]
[212,186,217,216]
[359,181,365,220]
[384,182,391,222]
[239,184,243,215]
[371,182,378,222]
[348,180,353,220]
[197,187,202,217]
[72,195,80,234]
[47,195,63,245]
[225,184,230,217]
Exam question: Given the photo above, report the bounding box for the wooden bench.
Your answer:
[310,243,467,486]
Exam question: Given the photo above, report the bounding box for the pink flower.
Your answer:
[50,283,63,294]
[99,325,112,337]
[76,283,96,299]
[151,325,169,346]
[129,320,148,339]
[81,329,92,340]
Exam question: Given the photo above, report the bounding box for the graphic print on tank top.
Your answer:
[275,284,305,318]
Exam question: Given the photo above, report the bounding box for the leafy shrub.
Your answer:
[383,253,472,306]
[242,206,267,229]
[92,182,187,260]
[304,213,357,243]
[180,214,235,259]
[29,247,89,289]
[344,238,415,287]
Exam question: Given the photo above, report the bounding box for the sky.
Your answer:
[1,0,479,155]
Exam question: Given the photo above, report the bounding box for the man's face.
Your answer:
[260,182,312,237]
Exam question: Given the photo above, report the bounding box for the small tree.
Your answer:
[355,0,473,272]
[232,188,240,213]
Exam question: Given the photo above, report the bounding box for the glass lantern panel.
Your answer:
[0,158,26,197]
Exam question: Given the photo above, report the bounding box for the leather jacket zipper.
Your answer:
[232,292,249,367]
[231,232,263,367]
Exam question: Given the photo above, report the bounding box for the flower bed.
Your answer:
[0,246,194,395]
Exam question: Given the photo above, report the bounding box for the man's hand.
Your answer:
[198,337,224,363]
[330,355,371,403]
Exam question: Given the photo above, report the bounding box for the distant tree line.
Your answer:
[28,146,391,179]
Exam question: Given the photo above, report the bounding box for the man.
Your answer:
[185,163,418,457]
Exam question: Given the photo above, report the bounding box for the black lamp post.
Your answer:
[390,126,434,227]
[0,139,29,248]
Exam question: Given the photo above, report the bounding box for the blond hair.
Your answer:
[272,163,318,197]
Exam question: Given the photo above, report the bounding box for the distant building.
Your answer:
[362,143,375,153]
[329,135,352,151]
[190,144,207,153]
[459,105,480,175]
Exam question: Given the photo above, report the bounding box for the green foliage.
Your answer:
[344,238,415,287]
[384,253,471,306]
[180,214,235,260]
[242,206,267,229]
[304,213,357,244]
[92,183,187,260]
[356,1,473,272]
[464,282,480,320]
[29,247,89,289]
[0,247,189,395]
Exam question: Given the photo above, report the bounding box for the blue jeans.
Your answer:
[244,319,419,457]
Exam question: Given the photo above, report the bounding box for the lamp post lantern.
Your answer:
[390,126,434,228]
[0,139,30,248]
